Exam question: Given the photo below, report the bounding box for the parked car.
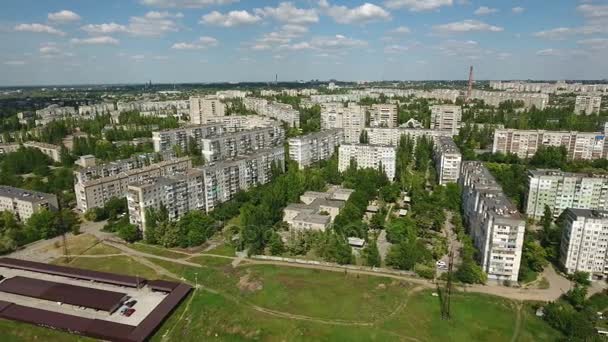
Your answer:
[436,260,447,268]
[125,300,137,308]
[124,308,136,317]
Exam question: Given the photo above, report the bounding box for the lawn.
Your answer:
[205,243,236,257]
[54,255,160,280]
[0,320,94,342]
[38,233,99,256]
[129,242,191,259]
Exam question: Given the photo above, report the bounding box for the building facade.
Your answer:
[575,95,602,115]
[460,161,525,282]
[369,104,398,128]
[23,142,62,162]
[288,129,344,169]
[201,126,285,163]
[0,186,58,221]
[338,144,396,180]
[560,208,608,278]
[320,103,365,143]
[189,96,226,125]
[365,127,452,146]
[433,136,462,185]
[242,97,300,128]
[430,105,462,135]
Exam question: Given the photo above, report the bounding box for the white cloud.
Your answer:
[140,0,238,8]
[154,55,169,60]
[578,38,608,50]
[248,24,309,51]
[39,44,60,55]
[384,0,452,11]
[384,44,409,53]
[533,27,574,40]
[127,11,181,37]
[81,23,128,35]
[131,54,145,60]
[536,48,560,56]
[14,23,65,36]
[474,6,498,16]
[577,4,608,21]
[71,36,120,45]
[309,34,367,49]
[4,60,26,66]
[496,52,512,60]
[319,1,391,24]
[48,10,81,23]
[200,10,261,27]
[255,2,319,25]
[172,36,218,49]
[512,7,525,14]
[390,26,411,34]
[433,19,503,34]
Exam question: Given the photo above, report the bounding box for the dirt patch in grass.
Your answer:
[238,270,263,293]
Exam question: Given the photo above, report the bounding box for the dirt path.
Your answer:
[510,302,523,342]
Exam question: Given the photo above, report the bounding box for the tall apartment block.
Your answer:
[189,96,226,125]
[338,144,396,180]
[127,168,205,229]
[288,129,344,169]
[365,127,452,146]
[0,186,58,221]
[492,128,608,160]
[75,157,192,212]
[430,105,462,135]
[152,123,224,153]
[525,169,608,219]
[200,147,285,212]
[369,104,398,128]
[433,136,462,185]
[242,97,300,128]
[201,126,285,163]
[560,208,608,278]
[470,90,549,110]
[460,161,525,282]
[320,103,365,143]
[575,95,602,115]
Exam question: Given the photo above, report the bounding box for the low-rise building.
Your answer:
[460,161,525,282]
[288,129,343,169]
[74,155,97,168]
[575,95,602,115]
[433,137,462,185]
[525,169,608,219]
[338,144,396,180]
[283,187,353,232]
[0,186,58,221]
[560,208,608,278]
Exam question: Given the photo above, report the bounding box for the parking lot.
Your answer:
[0,266,167,326]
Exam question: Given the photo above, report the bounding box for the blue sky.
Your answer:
[0,0,607,85]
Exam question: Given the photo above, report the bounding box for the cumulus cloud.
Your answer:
[254,2,319,25]
[533,27,575,40]
[71,36,120,45]
[172,36,218,49]
[512,7,525,14]
[433,19,503,34]
[39,43,61,55]
[140,0,238,8]
[14,23,65,36]
[200,10,261,27]
[48,10,81,23]
[474,6,498,16]
[578,38,608,50]
[384,0,452,11]
[248,24,309,51]
[81,23,128,35]
[319,0,391,24]
[308,34,367,49]
[536,48,560,56]
[390,26,411,34]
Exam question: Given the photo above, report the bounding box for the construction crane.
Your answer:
[466,65,474,102]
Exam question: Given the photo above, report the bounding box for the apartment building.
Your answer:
[492,128,608,160]
[242,97,300,128]
[23,142,62,162]
[79,102,116,116]
[320,102,365,143]
[189,96,226,125]
[35,105,77,125]
[0,186,58,221]
[525,169,608,219]
[288,129,344,169]
[560,208,608,278]
[490,81,608,94]
[75,157,192,212]
[430,105,462,135]
[201,126,285,162]
[127,169,205,229]
[215,90,249,99]
[575,95,602,115]
[365,127,452,146]
[470,90,549,110]
[338,144,396,180]
[74,153,161,184]
[433,137,462,185]
[152,123,224,153]
[199,147,285,212]
[204,115,278,130]
[370,104,398,128]
[460,161,525,282]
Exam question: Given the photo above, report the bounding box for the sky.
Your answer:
[1,0,607,86]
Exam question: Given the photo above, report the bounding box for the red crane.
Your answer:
[466,65,474,102]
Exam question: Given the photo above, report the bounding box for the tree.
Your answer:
[541,205,553,232]
[25,209,59,241]
[362,239,381,267]
[118,223,140,243]
[268,232,285,255]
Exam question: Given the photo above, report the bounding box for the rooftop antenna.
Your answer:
[466,65,474,102]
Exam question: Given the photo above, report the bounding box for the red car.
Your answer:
[124,308,136,317]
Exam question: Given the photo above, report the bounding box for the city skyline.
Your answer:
[1,0,607,86]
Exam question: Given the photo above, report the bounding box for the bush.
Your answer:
[414,263,436,279]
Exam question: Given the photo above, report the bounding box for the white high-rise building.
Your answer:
[201,126,285,163]
[433,137,462,185]
[525,169,608,219]
[574,95,602,115]
[365,128,452,146]
[430,105,462,134]
[338,144,396,180]
[560,208,608,278]
[288,129,344,169]
[189,96,226,125]
[369,104,398,128]
[460,161,525,282]
[320,103,365,143]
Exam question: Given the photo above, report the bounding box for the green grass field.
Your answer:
[0,243,564,341]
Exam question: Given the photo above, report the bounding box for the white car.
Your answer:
[436,260,447,268]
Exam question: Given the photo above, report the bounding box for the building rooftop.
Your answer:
[0,186,56,203]
[567,208,608,219]
[528,169,608,179]
[435,136,461,154]
[293,213,331,225]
